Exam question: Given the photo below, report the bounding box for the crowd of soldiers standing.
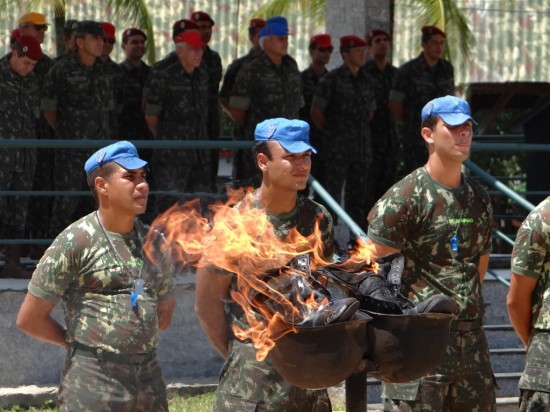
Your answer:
[0,11,454,276]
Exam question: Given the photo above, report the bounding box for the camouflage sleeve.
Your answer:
[512,207,547,280]
[40,65,58,111]
[28,227,86,303]
[229,65,252,109]
[219,59,241,100]
[310,73,333,110]
[478,186,493,255]
[389,66,408,103]
[143,72,164,116]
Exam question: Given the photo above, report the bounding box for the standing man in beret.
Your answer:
[311,35,376,239]
[144,31,211,212]
[229,16,303,186]
[299,34,333,197]
[190,10,223,191]
[17,141,175,411]
[362,28,399,213]
[195,118,334,411]
[389,26,455,176]
[41,21,118,236]
[0,35,43,278]
[119,28,151,151]
[367,96,496,411]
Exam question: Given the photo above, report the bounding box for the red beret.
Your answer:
[101,22,116,40]
[190,11,214,26]
[249,19,266,29]
[172,19,198,39]
[340,35,367,49]
[122,28,146,43]
[14,35,44,61]
[421,25,445,37]
[174,31,205,47]
[365,28,390,45]
[10,28,21,43]
[309,34,332,48]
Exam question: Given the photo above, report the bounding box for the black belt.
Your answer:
[72,342,155,365]
[450,317,483,332]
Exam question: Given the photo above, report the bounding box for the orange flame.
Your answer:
[144,192,377,361]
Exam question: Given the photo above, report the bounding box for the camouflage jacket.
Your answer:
[144,62,209,140]
[41,54,117,140]
[311,63,377,160]
[219,49,262,101]
[0,56,40,139]
[229,53,303,141]
[299,65,328,126]
[512,196,550,330]
[390,53,454,138]
[367,167,493,319]
[202,46,223,140]
[362,60,398,153]
[28,212,174,354]
[119,59,151,140]
[142,51,178,98]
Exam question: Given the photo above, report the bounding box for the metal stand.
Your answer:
[345,369,368,411]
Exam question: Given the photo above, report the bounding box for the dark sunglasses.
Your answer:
[22,24,48,31]
[318,46,334,53]
[105,38,116,45]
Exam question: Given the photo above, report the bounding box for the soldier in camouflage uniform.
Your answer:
[507,196,550,411]
[144,31,210,214]
[229,16,303,186]
[17,141,174,412]
[389,26,454,176]
[311,35,376,236]
[299,34,332,197]
[17,141,175,411]
[41,21,117,237]
[362,29,399,213]
[119,28,151,155]
[366,96,496,411]
[195,118,334,411]
[190,11,223,191]
[0,35,43,278]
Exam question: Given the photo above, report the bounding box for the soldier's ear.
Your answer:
[257,152,269,171]
[421,127,433,144]
[95,176,108,195]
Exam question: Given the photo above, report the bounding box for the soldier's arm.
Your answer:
[195,266,232,359]
[477,253,490,283]
[145,114,159,138]
[16,293,68,349]
[310,106,326,132]
[507,273,536,347]
[43,110,58,130]
[157,298,176,331]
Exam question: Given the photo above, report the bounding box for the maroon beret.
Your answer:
[172,19,198,39]
[15,35,44,61]
[365,28,390,45]
[340,35,367,49]
[421,25,445,37]
[122,28,147,43]
[309,34,332,48]
[190,11,214,26]
[249,19,266,29]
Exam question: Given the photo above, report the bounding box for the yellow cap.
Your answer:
[19,12,48,26]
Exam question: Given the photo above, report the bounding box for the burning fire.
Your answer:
[144,191,378,361]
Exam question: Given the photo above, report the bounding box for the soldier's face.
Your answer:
[344,46,367,69]
[422,34,445,61]
[9,52,37,77]
[197,22,212,43]
[265,35,288,58]
[78,34,104,58]
[176,43,204,71]
[19,24,46,44]
[122,35,146,60]
[423,118,473,162]
[102,38,114,58]
[369,35,389,59]
[310,45,333,65]
[258,142,311,191]
[102,165,149,215]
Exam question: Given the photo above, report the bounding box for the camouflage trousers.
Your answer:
[382,328,496,412]
[58,349,168,411]
[519,390,550,411]
[215,339,332,411]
